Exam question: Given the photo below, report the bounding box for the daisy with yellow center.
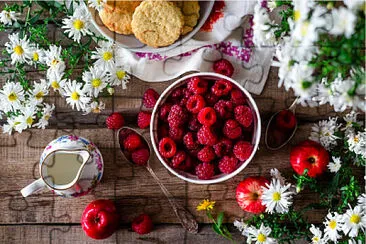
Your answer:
[106,64,130,88]
[82,66,108,97]
[63,79,90,111]
[0,82,25,112]
[261,179,293,214]
[88,0,106,12]
[91,41,115,70]
[247,223,275,244]
[15,105,37,132]
[323,212,342,242]
[342,205,366,237]
[47,69,66,92]
[30,79,49,104]
[309,225,324,244]
[5,32,32,64]
[62,4,92,43]
[33,104,55,129]
[196,199,215,211]
[0,10,19,26]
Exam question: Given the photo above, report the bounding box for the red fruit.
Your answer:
[276,110,297,130]
[132,214,153,235]
[211,79,232,97]
[214,100,233,119]
[223,120,242,139]
[168,105,188,127]
[81,199,119,239]
[137,111,152,129]
[195,162,215,180]
[186,95,206,114]
[236,177,269,214]
[218,156,238,174]
[106,113,125,130]
[187,77,208,94]
[197,125,218,146]
[213,59,234,77]
[234,105,253,127]
[205,93,219,106]
[213,138,233,157]
[123,133,143,151]
[198,107,217,126]
[169,126,184,142]
[131,148,150,166]
[158,137,177,158]
[188,116,201,131]
[290,140,329,178]
[170,87,184,102]
[171,150,187,169]
[231,89,246,106]
[142,88,159,108]
[158,124,169,139]
[159,103,172,122]
[197,146,216,163]
[183,132,199,150]
[233,141,253,161]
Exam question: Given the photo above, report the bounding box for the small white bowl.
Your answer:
[150,72,261,184]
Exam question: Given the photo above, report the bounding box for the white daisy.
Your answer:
[33,103,55,129]
[310,225,327,244]
[29,44,45,65]
[16,105,37,132]
[344,0,365,11]
[88,0,106,12]
[29,79,49,104]
[82,66,108,97]
[342,205,366,237]
[330,7,356,38]
[47,68,66,93]
[323,212,343,242]
[62,79,90,111]
[252,3,277,46]
[343,111,358,136]
[285,62,315,101]
[347,131,366,158]
[292,0,314,23]
[358,194,366,211]
[83,101,105,114]
[2,117,17,135]
[62,4,92,43]
[5,33,32,65]
[0,81,25,112]
[91,41,115,70]
[261,179,293,214]
[0,10,19,25]
[309,117,340,150]
[247,223,277,244]
[106,64,130,88]
[234,219,250,237]
[44,45,66,73]
[327,156,342,173]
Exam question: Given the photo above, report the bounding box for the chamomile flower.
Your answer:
[44,45,66,73]
[88,0,106,12]
[358,194,366,211]
[63,79,90,111]
[16,105,37,132]
[330,7,356,38]
[292,0,314,23]
[29,79,49,104]
[47,69,66,93]
[347,131,366,158]
[234,219,250,237]
[323,212,343,242]
[310,225,327,244]
[252,4,277,46]
[2,117,17,135]
[29,44,45,65]
[106,64,130,88]
[327,156,342,173]
[343,111,358,136]
[309,117,340,150]
[82,66,108,97]
[33,103,55,129]
[91,41,115,70]
[83,101,105,114]
[261,179,293,214]
[0,81,25,112]
[247,223,277,244]
[342,205,366,237]
[0,10,19,25]
[62,5,92,43]
[5,33,32,65]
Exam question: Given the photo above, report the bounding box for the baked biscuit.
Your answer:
[174,1,200,35]
[131,1,184,47]
[99,1,141,35]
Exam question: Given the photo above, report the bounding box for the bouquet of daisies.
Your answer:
[252,0,365,111]
[0,0,129,134]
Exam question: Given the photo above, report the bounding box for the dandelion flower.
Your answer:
[196,199,215,211]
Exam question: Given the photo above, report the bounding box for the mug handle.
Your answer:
[21,179,46,197]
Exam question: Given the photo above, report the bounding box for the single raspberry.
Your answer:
[106,112,125,130]
[197,146,216,163]
[213,138,233,157]
[132,213,153,235]
[233,141,253,161]
[198,107,217,126]
[211,79,233,97]
[170,87,184,102]
[183,132,199,150]
[197,125,218,146]
[131,148,150,166]
[218,156,238,174]
[186,95,206,114]
[167,105,188,127]
[213,59,235,77]
[234,105,253,127]
[187,77,208,94]
[223,119,242,139]
[214,100,233,119]
[137,111,152,129]
[123,133,143,151]
[158,137,177,158]
[142,88,159,108]
[275,110,297,130]
[188,116,201,131]
[183,88,193,98]
[205,93,219,106]
[169,126,184,141]
[159,103,172,122]
[171,150,187,169]
[231,88,246,106]
[195,162,215,180]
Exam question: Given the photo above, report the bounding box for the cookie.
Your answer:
[174,1,200,35]
[131,1,184,47]
[99,1,141,35]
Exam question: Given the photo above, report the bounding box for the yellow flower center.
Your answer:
[14,121,21,126]
[301,21,309,36]
[102,51,113,61]
[294,10,301,21]
[257,233,267,243]
[8,92,17,102]
[71,91,80,100]
[91,78,102,88]
[13,45,24,55]
[51,81,60,89]
[354,137,359,143]
[97,0,101,4]
[73,19,84,30]
[92,107,101,113]
[116,70,126,80]
[35,91,44,100]
[26,117,33,125]
[329,220,337,229]
[272,192,281,201]
[312,237,319,242]
[350,214,361,224]
[44,114,51,120]
[51,59,59,66]
[33,52,39,61]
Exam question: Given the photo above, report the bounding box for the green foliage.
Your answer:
[206,210,235,242]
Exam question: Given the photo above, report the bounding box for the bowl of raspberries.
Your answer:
[150,72,261,184]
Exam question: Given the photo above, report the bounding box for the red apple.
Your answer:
[236,177,269,214]
[290,140,329,178]
[81,199,120,240]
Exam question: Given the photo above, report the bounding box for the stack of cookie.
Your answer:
[99,0,200,48]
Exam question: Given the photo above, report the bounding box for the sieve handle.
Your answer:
[20,178,46,197]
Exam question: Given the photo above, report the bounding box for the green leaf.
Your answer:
[212,224,222,235]
[217,212,224,228]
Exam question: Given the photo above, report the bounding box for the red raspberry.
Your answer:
[205,93,219,106]
[214,100,233,119]
[197,146,216,163]
[213,138,233,157]
[197,125,218,146]
[183,88,193,98]
[211,79,233,97]
[223,119,242,139]
[170,87,184,102]
[106,112,125,130]
[198,107,217,126]
[183,132,199,150]
[195,162,215,180]
[219,156,238,174]
[123,133,143,151]
[188,116,201,131]
[132,213,153,235]
[231,88,246,106]
[158,137,177,158]
[159,103,172,122]
[171,150,188,169]
[167,105,188,127]
[188,148,200,158]
[275,110,297,130]
[233,141,253,161]
[234,105,253,127]
[186,94,206,114]
[213,59,234,77]
[131,148,150,166]
[142,88,159,108]
[137,111,152,129]
[169,126,184,141]
[187,77,208,94]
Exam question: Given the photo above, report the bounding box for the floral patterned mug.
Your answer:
[21,135,103,198]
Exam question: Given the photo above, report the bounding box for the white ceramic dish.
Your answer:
[88,1,214,53]
[150,72,262,184]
